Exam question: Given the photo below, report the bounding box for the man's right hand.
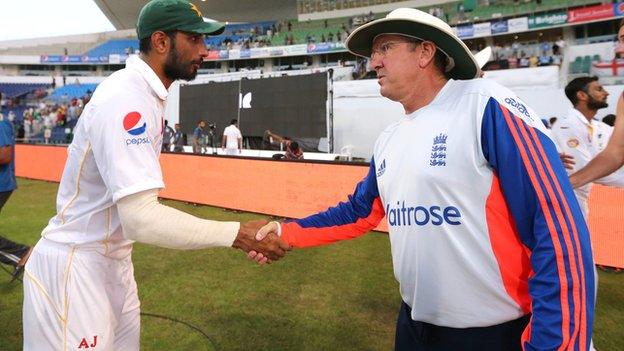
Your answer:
[232,220,290,262]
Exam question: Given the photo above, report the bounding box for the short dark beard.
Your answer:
[163,37,198,81]
[587,96,608,110]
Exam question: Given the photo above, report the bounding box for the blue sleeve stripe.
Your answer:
[499,102,591,350]
[295,158,381,228]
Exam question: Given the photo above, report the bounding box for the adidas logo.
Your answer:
[376,159,386,177]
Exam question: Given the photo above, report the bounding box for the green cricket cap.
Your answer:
[137,0,225,40]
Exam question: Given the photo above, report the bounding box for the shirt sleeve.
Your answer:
[86,101,164,203]
[481,97,594,350]
[281,158,386,248]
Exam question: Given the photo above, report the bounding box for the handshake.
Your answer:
[232,220,288,264]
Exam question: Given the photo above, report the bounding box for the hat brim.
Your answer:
[178,21,225,36]
[346,19,479,80]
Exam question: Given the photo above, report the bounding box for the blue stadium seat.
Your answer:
[49,84,98,101]
[83,21,276,56]
[85,40,139,57]
[0,106,28,123]
[0,83,49,98]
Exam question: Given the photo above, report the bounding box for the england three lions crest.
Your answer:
[430,133,447,167]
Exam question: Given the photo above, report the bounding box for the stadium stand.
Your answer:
[0,83,49,99]
[297,0,601,25]
[450,0,600,24]
[49,83,97,101]
[6,0,602,59]
[0,106,27,122]
[85,39,139,56]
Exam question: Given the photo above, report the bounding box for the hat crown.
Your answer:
[386,8,453,35]
[136,0,223,40]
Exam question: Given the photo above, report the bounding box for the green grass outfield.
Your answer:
[1,178,622,350]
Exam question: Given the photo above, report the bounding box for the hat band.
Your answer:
[371,33,456,72]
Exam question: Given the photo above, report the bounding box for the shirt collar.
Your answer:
[125,55,168,101]
[569,108,594,127]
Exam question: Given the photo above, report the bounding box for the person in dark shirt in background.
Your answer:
[284,141,303,160]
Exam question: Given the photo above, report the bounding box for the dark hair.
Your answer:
[289,141,299,150]
[603,114,616,127]
[620,17,624,29]
[139,30,177,54]
[549,117,557,126]
[564,76,598,106]
[230,119,238,125]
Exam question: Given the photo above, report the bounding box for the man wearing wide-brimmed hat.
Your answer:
[254,8,594,351]
[22,1,289,350]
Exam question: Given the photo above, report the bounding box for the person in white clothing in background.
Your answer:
[222,118,242,155]
[552,76,624,218]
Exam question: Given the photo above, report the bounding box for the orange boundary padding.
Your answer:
[14,144,623,267]
[587,184,624,268]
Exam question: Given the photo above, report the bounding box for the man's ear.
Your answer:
[150,31,172,55]
[418,41,437,69]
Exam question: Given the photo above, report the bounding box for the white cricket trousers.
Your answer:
[23,238,140,350]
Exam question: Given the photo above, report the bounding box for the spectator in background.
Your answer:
[511,40,520,56]
[284,141,303,160]
[193,120,206,154]
[552,53,562,66]
[222,119,242,155]
[519,53,529,67]
[68,98,79,122]
[529,54,538,67]
[7,111,15,124]
[538,54,551,66]
[173,123,185,152]
[23,115,32,142]
[507,54,518,68]
[540,40,551,56]
[555,36,565,55]
[162,119,174,152]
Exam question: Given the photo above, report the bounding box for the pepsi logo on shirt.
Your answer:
[123,111,150,146]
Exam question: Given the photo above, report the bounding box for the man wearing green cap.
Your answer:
[253,7,594,351]
[22,1,289,350]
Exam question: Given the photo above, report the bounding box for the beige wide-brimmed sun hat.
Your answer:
[345,8,480,80]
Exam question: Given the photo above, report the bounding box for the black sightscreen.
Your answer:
[179,73,328,139]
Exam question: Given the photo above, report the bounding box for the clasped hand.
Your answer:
[233,220,288,264]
